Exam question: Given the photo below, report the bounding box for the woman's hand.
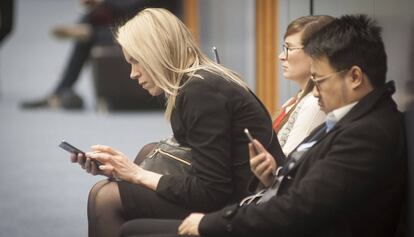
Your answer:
[178,213,204,236]
[249,140,277,187]
[85,145,162,190]
[70,152,112,177]
[85,145,141,183]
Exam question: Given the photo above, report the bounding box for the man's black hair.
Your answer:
[304,14,387,87]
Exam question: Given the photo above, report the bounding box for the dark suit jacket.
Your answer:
[200,81,407,237]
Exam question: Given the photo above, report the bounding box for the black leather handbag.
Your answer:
[139,137,192,175]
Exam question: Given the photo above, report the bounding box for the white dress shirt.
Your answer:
[325,101,358,131]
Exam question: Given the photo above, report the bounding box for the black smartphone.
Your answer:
[59,140,102,167]
[244,128,261,154]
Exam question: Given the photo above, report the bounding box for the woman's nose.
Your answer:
[278,51,286,61]
[130,69,140,80]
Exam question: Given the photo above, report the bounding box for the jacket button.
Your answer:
[224,210,233,217]
[226,224,233,232]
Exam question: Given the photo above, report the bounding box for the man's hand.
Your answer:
[249,140,277,187]
[178,213,205,236]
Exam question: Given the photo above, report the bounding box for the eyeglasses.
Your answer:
[282,44,304,60]
[310,69,349,90]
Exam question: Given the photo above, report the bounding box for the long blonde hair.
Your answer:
[116,8,248,120]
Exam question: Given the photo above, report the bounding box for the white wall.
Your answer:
[199,0,256,89]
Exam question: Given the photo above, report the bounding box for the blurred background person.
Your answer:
[0,0,14,47]
[20,0,180,110]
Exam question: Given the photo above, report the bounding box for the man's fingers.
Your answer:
[248,143,256,157]
[252,139,266,153]
[262,165,274,177]
[254,158,271,174]
[250,153,267,169]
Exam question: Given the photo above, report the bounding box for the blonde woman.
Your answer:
[117,15,335,237]
[274,15,334,155]
[71,8,284,237]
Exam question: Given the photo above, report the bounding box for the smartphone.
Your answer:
[244,128,260,154]
[59,140,102,167]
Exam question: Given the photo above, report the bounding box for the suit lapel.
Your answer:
[334,81,396,128]
[281,124,330,176]
[282,81,396,176]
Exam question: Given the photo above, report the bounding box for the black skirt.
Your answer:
[117,180,192,220]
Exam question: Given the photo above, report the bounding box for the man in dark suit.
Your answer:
[120,14,407,237]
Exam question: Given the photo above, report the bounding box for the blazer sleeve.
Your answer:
[199,118,405,236]
[155,81,235,212]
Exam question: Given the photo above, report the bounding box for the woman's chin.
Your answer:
[148,88,164,97]
[282,73,293,81]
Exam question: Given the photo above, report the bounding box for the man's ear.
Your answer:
[349,66,364,89]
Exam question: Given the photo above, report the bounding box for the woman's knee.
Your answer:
[88,179,109,202]
[88,180,122,210]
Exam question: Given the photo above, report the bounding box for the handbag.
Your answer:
[139,137,192,175]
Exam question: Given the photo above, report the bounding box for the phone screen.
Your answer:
[59,140,84,154]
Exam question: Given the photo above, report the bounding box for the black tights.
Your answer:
[87,143,157,237]
[88,180,124,237]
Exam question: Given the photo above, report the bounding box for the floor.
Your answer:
[0,1,171,236]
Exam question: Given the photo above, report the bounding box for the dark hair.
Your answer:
[304,14,387,87]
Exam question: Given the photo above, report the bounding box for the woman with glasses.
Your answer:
[274,15,334,155]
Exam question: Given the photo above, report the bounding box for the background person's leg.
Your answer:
[53,39,93,94]
[20,15,95,110]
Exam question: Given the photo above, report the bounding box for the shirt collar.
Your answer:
[326,101,359,124]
